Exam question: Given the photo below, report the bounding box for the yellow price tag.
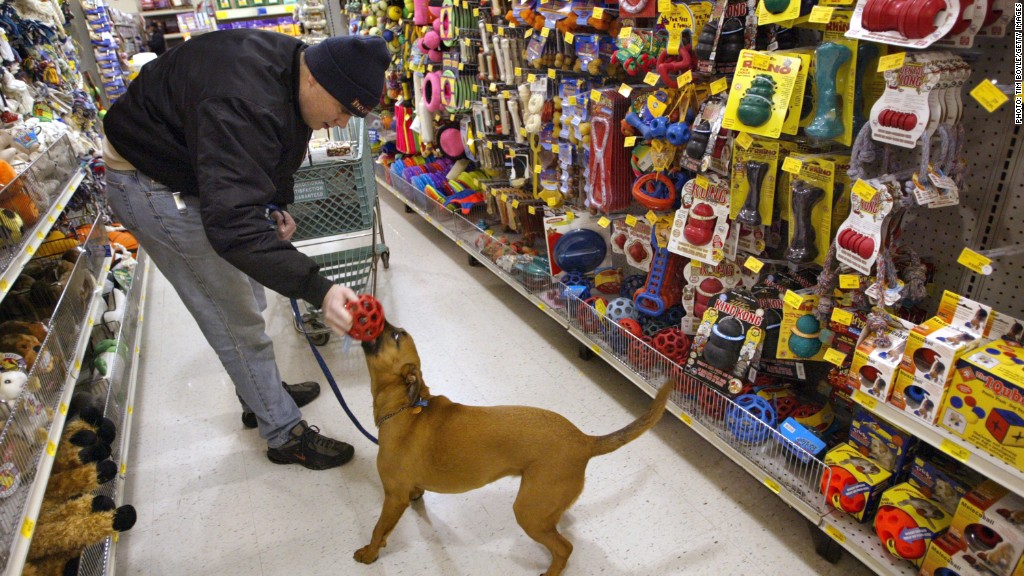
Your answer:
[839,274,860,289]
[958,247,993,275]
[763,477,782,494]
[567,96,577,106]
[854,389,878,410]
[537,302,547,311]
[473,7,479,15]
[512,200,520,209]
[486,141,493,149]
[645,211,658,224]
[782,157,803,174]
[598,216,611,228]
[852,179,877,202]
[625,215,639,227]
[808,5,834,22]
[552,144,560,153]
[523,28,530,37]
[831,308,853,326]
[877,52,906,72]
[566,211,575,221]
[710,77,729,94]
[676,70,693,88]
[618,83,632,97]
[0,280,7,292]
[750,52,772,70]
[121,462,127,474]
[824,524,846,544]
[472,85,479,93]
[565,31,575,43]
[533,163,542,174]
[590,344,602,355]
[489,82,497,92]
[695,174,709,190]
[528,205,537,215]
[497,141,504,149]
[59,402,68,415]
[548,68,557,79]
[680,412,693,426]
[735,132,754,150]
[74,360,81,371]
[516,67,523,76]
[21,518,34,539]
[527,73,536,82]
[824,348,847,366]
[46,441,56,456]
[624,136,637,147]
[970,79,1009,113]
[744,256,764,272]
[590,89,602,102]
[783,290,804,309]
[618,26,633,39]
[540,26,550,37]
[940,439,971,463]
[593,6,604,18]
[486,24,494,32]
[643,71,659,86]
[501,193,509,202]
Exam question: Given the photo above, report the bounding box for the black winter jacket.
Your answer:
[103,29,334,306]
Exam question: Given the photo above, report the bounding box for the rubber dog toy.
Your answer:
[784,180,825,264]
[347,294,385,341]
[727,394,776,443]
[737,75,777,127]
[806,43,851,141]
[737,161,768,226]
[788,314,823,358]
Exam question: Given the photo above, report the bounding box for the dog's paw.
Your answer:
[354,545,379,564]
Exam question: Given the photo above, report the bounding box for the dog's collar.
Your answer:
[375,398,428,428]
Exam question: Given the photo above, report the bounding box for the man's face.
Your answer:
[299,73,354,131]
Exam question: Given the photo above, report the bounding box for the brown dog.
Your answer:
[355,321,672,576]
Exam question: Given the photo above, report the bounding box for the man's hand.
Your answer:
[271,210,296,241]
[321,284,359,335]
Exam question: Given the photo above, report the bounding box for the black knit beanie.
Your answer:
[304,36,390,118]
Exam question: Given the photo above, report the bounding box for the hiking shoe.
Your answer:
[266,421,354,470]
[242,381,321,428]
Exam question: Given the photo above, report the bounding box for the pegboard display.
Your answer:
[901,36,1022,315]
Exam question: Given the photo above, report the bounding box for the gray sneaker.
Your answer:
[266,421,354,470]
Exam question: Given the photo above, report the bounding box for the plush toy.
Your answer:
[0,69,36,117]
[51,424,110,474]
[0,207,24,246]
[0,320,48,342]
[44,459,117,502]
[0,333,52,372]
[28,494,136,563]
[0,368,50,444]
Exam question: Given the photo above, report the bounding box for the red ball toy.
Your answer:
[347,294,386,341]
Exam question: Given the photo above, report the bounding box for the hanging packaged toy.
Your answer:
[667,174,731,265]
[834,178,896,275]
[722,50,802,139]
[782,155,835,267]
[695,0,758,75]
[681,92,731,175]
[680,259,744,334]
[778,49,812,136]
[847,0,960,47]
[806,17,859,147]
[777,292,829,361]
[730,136,779,230]
[686,289,766,394]
[868,52,942,148]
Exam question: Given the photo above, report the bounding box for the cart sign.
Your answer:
[295,178,329,202]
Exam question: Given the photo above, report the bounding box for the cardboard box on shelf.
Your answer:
[937,338,1024,474]
[946,480,1024,576]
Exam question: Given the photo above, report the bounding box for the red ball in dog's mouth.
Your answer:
[347,295,385,341]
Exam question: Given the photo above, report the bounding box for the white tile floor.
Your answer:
[115,191,878,576]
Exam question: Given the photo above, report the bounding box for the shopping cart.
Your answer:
[289,117,389,345]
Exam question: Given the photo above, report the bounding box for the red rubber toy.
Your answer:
[347,294,386,341]
[875,505,928,560]
[821,466,867,513]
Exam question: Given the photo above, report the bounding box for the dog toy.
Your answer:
[736,75,776,127]
[788,314,823,358]
[784,180,825,264]
[703,316,746,371]
[736,161,768,226]
[806,43,851,141]
[727,394,776,443]
[346,295,386,341]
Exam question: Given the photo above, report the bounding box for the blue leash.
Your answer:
[290,298,379,445]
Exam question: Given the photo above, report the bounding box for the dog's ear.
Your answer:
[400,363,423,403]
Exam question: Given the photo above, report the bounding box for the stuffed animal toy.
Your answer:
[0,69,36,117]
[22,552,80,576]
[0,320,48,342]
[28,494,136,563]
[0,368,50,445]
[51,424,110,474]
[44,459,117,502]
[0,207,24,246]
[0,332,52,372]
[67,392,117,444]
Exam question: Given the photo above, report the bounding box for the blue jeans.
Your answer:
[104,168,300,447]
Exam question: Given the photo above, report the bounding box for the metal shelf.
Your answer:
[3,253,113,575]
[140,7,194,16]
[850,389,1024,497]
[821,512,918,576]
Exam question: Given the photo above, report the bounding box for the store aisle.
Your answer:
[116,191,874,576]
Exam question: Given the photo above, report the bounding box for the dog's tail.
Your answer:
[589,380,672,458]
